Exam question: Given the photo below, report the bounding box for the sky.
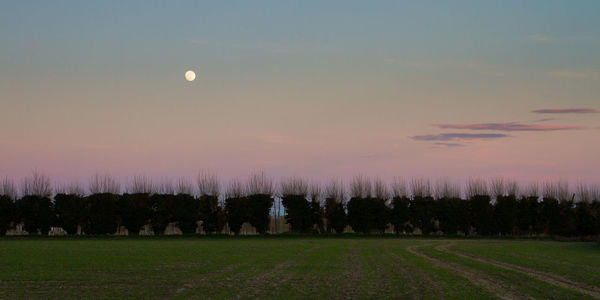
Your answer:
[1,1,599,188]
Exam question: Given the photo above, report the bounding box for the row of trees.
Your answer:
[1,173,599,237]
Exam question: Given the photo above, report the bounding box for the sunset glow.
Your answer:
[1,1,599,186]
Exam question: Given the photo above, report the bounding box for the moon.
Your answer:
[185,70,196,82]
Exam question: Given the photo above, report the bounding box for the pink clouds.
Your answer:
[411,133,508,141]
[433,122,586,132]
[532,108,600,114]
[533,118,555,123]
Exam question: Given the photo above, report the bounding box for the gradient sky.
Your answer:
[1,1,599,186]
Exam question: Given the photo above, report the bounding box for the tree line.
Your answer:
[0,172,599,237]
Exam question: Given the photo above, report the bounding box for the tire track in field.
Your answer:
[340,247,362,299]
[386,248,443,297]
[234,245,322,299]
[437,242,600,299]
[405,243,532,300]
[174,263,242,295]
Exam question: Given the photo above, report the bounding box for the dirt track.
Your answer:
[436,242,600,299]
[405,244,534,300]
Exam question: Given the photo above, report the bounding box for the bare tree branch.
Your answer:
[506,179,519,197]
[55,181,85,196]
[175,177,193,195]
[129,175,155,194]
[21,171,52,197]
[434,179,460,199]
[410,177,432,198]
[309,181,321,203]
[522,182,539,199]
[88,173,120,194]
[390,177,408,198]
[373,177,389,200]
[576,183,591,203]
[156,178,175,195]
[349,174,371,198]
[490,177,506,198]
[280,176,308,197]
[197,171,220,197]
[0,177,17,200]
[465,178,487,199]
[246,171,273,195]
[325,179,345,203]
[543,180,570,201]
[226,178,246,198]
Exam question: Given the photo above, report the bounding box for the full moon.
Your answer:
[185,70,196,82]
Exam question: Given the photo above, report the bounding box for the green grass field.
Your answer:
[1,237,599,299]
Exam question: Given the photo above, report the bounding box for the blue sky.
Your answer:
[1,1,599,185]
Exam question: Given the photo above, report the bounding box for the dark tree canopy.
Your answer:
[54,193,88,235]
[281,194,313,233]
[0,195,15,235]
[118,193,153,235]
[247,194,274,234]
[17,195,54,235]
[325,197,346,234]
[86,193,119,235]
[347,197,388,234]
[198,195,225,234]
[1,182,599,238]
[225,196,247,235]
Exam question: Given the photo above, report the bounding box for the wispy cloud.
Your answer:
[532,108,600,114]
[434,142,464,147]
[434,122,586,132]
[548,71,598,79]
[411,133,508,141]
[533,118,555,123]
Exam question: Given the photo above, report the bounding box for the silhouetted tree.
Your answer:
[437,196,470,235]
[151,193,175,234]
[0,178,17,235]
[245,172,274,234]
[119,193,153,235]
[280,177,312,233]
[54,193,88,235]
[309,183,325,233]
[0,195,15,235]
[541,181,575,236]
[390,178,410,233]
[86,193,120,234]
[17,195,54,235]
[324,180,346,234]
[434,180,465,235]
[540,196,560,235]
[494,194,518,235]
[516,195,541,235]
[410,196,436,234]
[469,195,494,235]
[575,200,597,236]
[391,196,411,234]
[409,178,436,234]
[173,193,199,234]
[225,179,247,235]
[347,175,388,233]
[197,172,224,233]
[17,172,54,235]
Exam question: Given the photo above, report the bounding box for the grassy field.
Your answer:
[0,237,599,299]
